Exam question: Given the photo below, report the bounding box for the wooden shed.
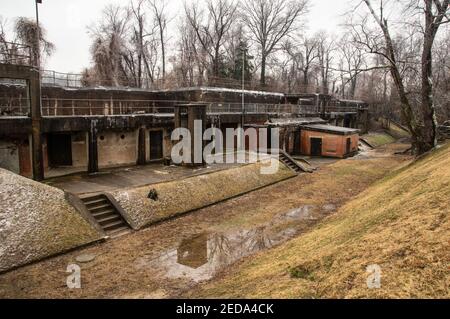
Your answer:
[300,124,359,158]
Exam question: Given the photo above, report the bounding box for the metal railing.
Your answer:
[0,42,32,66]
[325,106,360,113]
[206,103,319,115]
[0,97,30,116]
[36,98,323,117]
[41,70,84,87]
[38,68,329,94]
[1,97,357,118]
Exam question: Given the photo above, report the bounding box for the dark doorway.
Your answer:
[267,127,272,150]
[346,137,352,155]
[310,137,322,156]
[149,130,163,160]
[47,133,72,167]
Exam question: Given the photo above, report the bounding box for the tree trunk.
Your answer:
[260,54,266,86]
[160,28,166,81]
[419,0,438,153]
[303,68,309,92]
[350,77,357,99]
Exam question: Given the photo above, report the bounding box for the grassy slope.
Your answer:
[363,132,396,147]
[191,143,450,299]
[388,122,410,139]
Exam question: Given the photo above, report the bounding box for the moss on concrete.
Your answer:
[0,168,103,272]
[112,160,296,229]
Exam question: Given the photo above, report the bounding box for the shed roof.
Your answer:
[301,124,360,136]
[268,117,326,127]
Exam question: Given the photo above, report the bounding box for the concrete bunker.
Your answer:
[300,124,360,158]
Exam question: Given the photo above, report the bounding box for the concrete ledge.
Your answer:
[0,168,103,272]
[111,161,297,229]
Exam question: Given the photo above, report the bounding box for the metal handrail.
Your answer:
[0,42,32,66]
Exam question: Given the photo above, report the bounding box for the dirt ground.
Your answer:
[0,143,411,298]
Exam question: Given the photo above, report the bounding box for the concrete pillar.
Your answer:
[29,70,44,181]
[137,127,146,165]
[88,123,98,174]
[187,104,206,166]
[175,103,207,167]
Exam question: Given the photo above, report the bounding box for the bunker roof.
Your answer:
[268,117,326,127]
[301,124,360,136]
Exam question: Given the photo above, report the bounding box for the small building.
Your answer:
[300,124,359,158]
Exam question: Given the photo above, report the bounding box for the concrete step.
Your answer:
[84,198,108,207]
[80,193,131,237]
[97,214,121,225]
[91,209,116,219]
[81,194,104,203]
[89,203,113,213]
[102,220,127,231]
[108,226,131,238]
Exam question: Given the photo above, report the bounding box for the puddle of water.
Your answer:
[134,204,335,283]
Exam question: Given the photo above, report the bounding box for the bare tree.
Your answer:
[87,5,129,87]
[129,0,147,87]
[241,0,308,86]
[185,0,237,78]
[172,16,208,87]
[338,36,365,99]
[316,31,335,94]
[15,17,55,67]
[358,0,449,154]
[433,30,450,121]
[148,0,170,81]
[282,36,318,92]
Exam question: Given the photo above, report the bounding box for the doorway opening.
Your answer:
[149,130,163,160]
[47,133,72,167]
[310,137,322,156]
[346,137,352,155]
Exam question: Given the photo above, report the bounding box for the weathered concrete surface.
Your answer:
[0,141,19,174]
[0,168,103,272]
[112,160,296,229]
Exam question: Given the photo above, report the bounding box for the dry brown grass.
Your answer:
[189,143,450,299]
[0,145,406,298]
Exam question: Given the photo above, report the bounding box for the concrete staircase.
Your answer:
[81,194,131,238]
[274,149,313,174]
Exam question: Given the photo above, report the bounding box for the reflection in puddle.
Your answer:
[135,204,335,282]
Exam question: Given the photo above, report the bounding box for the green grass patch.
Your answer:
[363,132,396,147]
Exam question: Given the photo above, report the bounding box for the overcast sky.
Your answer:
[1,0,352,73]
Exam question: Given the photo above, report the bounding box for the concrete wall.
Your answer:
[0,138,34,178]
[98,130,138,168]
[71,132,88,168]
[0,140,20,174]
[300,130,359,158]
